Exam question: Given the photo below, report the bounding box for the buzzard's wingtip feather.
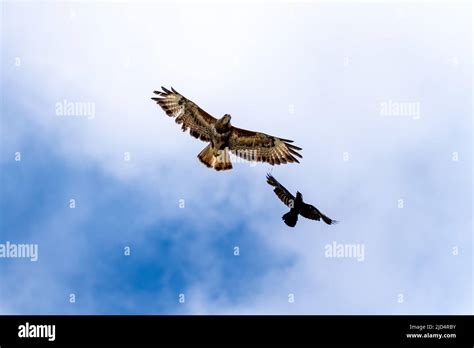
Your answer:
[287,143,302,151]
[280,138,294,143]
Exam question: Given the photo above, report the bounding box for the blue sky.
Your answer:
[0,1,472,314]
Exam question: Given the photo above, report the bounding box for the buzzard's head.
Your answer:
[215,114,232,133]
[222,114,232,124]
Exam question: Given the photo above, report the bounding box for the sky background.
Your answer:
[0,1,472,314]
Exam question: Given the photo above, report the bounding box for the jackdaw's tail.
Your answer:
[282,210,298,227]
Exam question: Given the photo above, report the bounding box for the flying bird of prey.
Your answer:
[266,173,338,227]
[152,87,302,171]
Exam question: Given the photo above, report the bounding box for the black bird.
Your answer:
[266,173,338,227]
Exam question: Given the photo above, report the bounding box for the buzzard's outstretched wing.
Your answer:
[266,173,296,208]
[300,203,338,225]
[152,87,217,142]
[229,127,302,165]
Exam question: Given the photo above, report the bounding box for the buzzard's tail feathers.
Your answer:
[282,210,298,227]
[198,145,232,171]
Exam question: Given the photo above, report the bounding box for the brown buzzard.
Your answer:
[151,87,302,171]
[266,173,338,227]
